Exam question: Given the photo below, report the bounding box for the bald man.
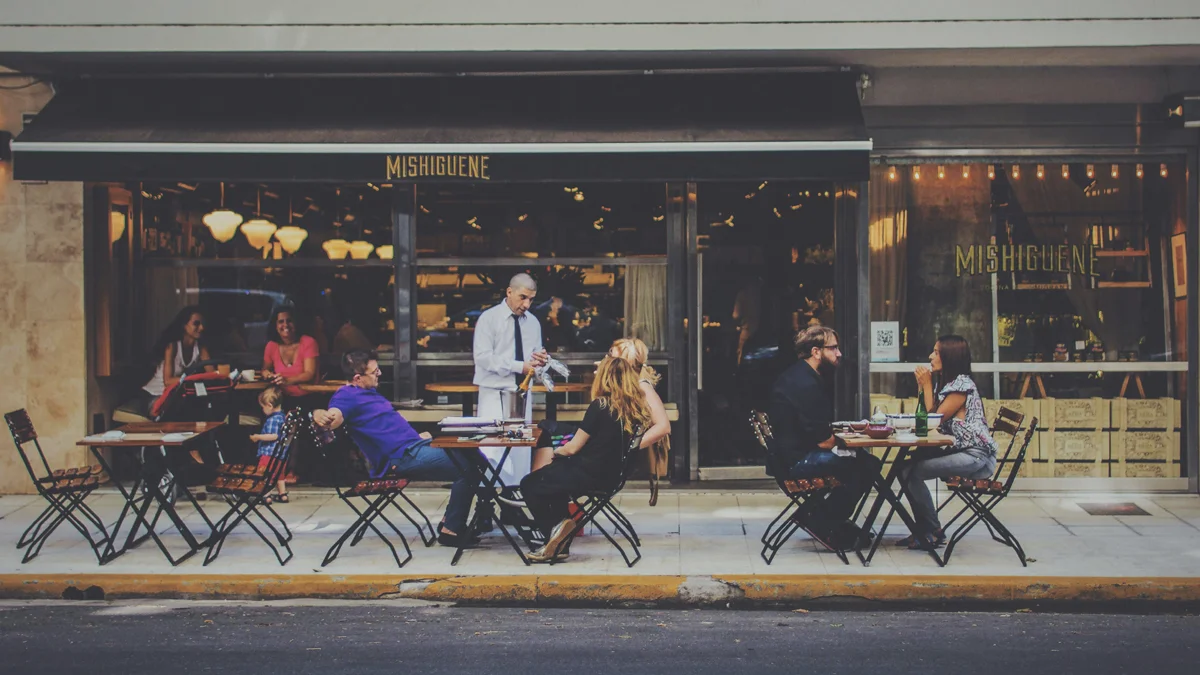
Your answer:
[472,273,548,485]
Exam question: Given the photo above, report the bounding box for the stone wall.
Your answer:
[0,79,88,494]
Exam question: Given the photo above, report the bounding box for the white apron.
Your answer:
[476,387,533,486]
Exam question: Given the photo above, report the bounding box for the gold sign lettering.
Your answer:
[386,154,492,180]
[953,244,1101,277]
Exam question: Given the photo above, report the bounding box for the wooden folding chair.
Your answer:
[936,408,1038,566]
[557,430,646,568]
[306,415,436,569]
[5,409,114,564]
[749,411,848,565]
[202,408,303,566]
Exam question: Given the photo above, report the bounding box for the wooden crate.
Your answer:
[1113,462,1181,478]
[1043,398,1110,430]
[982,399,1040,429]
[1110,431,1179,463]
[1051,461,1109,478]
[1112,398,1181,430]
[1042,430,1108,463]
[868,395,903,416]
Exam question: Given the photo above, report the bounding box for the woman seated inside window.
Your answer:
[132,305,212,418]
[261,306,320,398]
[519,356,650,563]
[900,335,998,550]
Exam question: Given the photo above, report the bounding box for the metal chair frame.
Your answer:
[935,407,1038,566]
[749,411,850,565]
[202,409,303,566]
[5,409,115,564]
[555,430,647,568]
[307,416,436,569]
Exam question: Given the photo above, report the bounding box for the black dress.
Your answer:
[520,400,631,535]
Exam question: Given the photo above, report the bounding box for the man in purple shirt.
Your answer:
[313,349,474,547]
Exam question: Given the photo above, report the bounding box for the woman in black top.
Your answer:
[520,356,651,563]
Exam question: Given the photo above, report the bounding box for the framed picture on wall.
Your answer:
[1171,232,1187,299]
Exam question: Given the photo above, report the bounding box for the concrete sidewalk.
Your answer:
[1,489,1199,606]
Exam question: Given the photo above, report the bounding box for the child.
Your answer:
[249,386,289,503]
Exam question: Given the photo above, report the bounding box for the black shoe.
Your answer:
[474,514,495,535]
[437,530,481,548]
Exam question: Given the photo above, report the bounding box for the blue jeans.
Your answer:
[383,438,472,534]
[900,449,995,536]
[790,450,882,524]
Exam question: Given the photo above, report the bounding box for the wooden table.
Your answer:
[78,421,224,565]
[425,382,591,419]
[238,380,348,394]
[835,431,955,567]
[431,428,543,566]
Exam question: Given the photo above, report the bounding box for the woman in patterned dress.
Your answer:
[900,335,999,550]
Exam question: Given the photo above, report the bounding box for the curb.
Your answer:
[3,574,1200,607]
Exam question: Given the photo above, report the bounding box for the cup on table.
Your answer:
[242,369,257,382]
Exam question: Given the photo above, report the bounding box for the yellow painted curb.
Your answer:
[2,574,1199,604]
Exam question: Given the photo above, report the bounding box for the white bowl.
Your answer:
[926,413,944,428]
[887,413,916,431]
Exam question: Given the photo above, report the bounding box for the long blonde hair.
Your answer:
[590,356,652,436]
[609,337,660,385]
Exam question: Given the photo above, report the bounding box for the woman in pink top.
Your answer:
[261,307,320,398]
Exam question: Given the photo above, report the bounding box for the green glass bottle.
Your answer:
[914,385,929,437]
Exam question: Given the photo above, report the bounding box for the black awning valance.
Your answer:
[13,73,871,182]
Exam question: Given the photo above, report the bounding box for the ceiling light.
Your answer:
[348,241,375,259]
[322,239,351,260]
[203,183,243,242]
[376,245,394,260]
[273,226,308,254]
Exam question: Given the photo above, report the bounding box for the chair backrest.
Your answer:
[606,428,646,495]
[256,408,303,489]
[4,409,54,487]
[991,406,1027,481]
[304,413,369,485]
[152,371,239,422]
[749,410,791,490]
[998,416,1038,491]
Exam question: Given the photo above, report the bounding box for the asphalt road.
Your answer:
[0,600,1196,674]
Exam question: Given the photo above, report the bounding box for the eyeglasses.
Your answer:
[823,345,841,351]
[358,368,383,378]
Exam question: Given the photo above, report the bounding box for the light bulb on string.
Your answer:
[1036,165,1045,180]
[961,165,970,179]
[936,165,946,180]
[887,166,897,181]
[1086,164,1095,179]
[1161,164,1169,178]
[912,166,921,181]
[1136,164,1144,179]
[987,165,996,180]
[1062,164,1070,179]
[1011,165,1020,180]
[1111,164,1119,179]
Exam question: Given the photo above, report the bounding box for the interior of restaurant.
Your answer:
[88,158,1190,484]
[868,160,1189,482]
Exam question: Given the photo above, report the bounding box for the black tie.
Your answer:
[512,314,524,385]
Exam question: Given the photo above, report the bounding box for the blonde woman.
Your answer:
[609,338,672,505]
[520,357,651,563]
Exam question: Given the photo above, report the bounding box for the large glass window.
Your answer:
[869,161,1189,481]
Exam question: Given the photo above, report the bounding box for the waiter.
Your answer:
[473,272,548,485]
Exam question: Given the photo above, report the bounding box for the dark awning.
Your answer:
[13,73,871,182]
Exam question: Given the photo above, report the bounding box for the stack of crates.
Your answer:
[1110,398,1182,478]
[1040,398,1110,477]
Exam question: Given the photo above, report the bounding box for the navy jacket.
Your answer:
[767,360,834,475]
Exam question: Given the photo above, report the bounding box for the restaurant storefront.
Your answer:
[8,71,1198,492]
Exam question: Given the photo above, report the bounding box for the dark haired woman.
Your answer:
[134,306,212,417]
[261,306,320,398]
[899,335,998,550]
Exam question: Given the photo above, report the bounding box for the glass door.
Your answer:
[691,181,840,475]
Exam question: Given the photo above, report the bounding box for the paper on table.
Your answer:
[160,432,197,443]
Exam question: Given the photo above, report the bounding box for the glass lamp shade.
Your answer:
[376,244,394,260]
[240,219,277,249]
[203,209,243,243]
[273,226,308,254]
[348,240,375,259]
[109,211,127,245]
[322,238,352,260]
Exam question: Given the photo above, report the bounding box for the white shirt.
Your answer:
[472,301,543,392]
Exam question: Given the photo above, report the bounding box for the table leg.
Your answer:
[856,454,906,567]
[443,446,531,566]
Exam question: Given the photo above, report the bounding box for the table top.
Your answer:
[77,421,225,447]
[431,428,543,449]
[238,380,347,393]
[425,382,592,394]
[835,431,955,449]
